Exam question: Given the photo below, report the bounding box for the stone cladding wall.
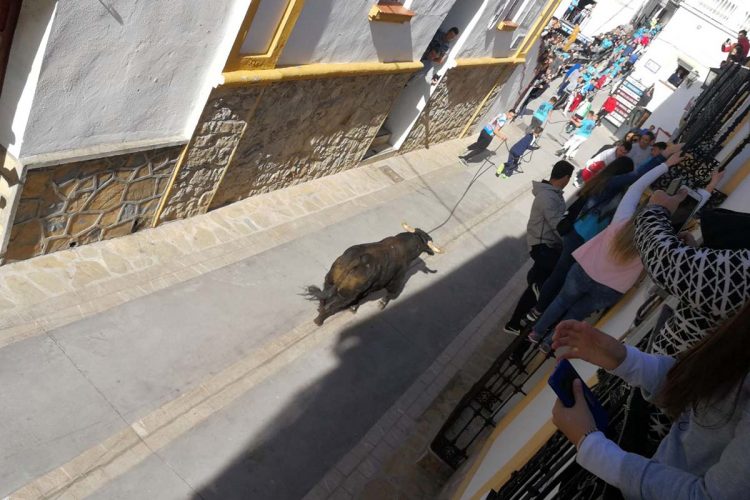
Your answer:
[158,86,262,222]
[208,72,409,209]
[5,146,182,261]
[400,65,506,153]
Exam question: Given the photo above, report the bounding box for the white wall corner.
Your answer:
[0,1,58,159]
[183,0,254,139]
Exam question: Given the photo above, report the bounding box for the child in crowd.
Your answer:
[556,111,597,160]
[597,94,618,124]
[496,127,542,178]
[529,96,557,132]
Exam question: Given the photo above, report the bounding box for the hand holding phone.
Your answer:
[549,359,609,431]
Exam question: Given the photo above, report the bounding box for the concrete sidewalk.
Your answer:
[1,99,616,499]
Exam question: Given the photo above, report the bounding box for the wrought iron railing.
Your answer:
[489,368,632,500]
[431,335,552,469]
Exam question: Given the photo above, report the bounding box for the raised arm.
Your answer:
[634,204,750,319]
[611,162,668,223]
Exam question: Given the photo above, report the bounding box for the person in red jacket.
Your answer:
[722,30,749,63]
[596,94,618,125]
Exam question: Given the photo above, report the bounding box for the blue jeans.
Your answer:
[536,230,585,311]
[533,262,622,343]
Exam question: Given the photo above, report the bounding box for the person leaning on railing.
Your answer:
[634,190,750,356]
[550,301,750,500]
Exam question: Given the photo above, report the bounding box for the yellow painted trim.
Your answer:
[226,0,308,72]
[224,0,263,72]
[221,61,423,86]
[452,287,639,500]
[516,0,565,58]
[454,57,525,68]
[458,64,517,139]
[151,143,190,228]
[721,156,750,195]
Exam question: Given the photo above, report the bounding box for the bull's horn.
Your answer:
[401,222,416,233]
[427,241,444,254]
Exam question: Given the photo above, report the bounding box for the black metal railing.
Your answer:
[490,368,633,500]
[431,335,552,469]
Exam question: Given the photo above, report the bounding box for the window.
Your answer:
[510,0,546,49]
[0,0,22,97]
[487,0,526,30]
[225,0,307,71]
[240,1,292,55]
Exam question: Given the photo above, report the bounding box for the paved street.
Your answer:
[1,89,615,499]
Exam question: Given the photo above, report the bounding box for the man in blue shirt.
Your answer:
[556,111,597,160]
[529,96,557,133]
[459,110,516,162]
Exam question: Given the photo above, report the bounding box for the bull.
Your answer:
[306,223,443,325]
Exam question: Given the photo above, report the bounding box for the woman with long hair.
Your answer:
[550,303,750,499]
[509,146,673,335]
[526,153,719,352]
[504,156,635,334]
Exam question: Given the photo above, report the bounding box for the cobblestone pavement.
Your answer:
[1,100,615,499]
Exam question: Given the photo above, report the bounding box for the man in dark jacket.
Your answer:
[496,126,542,178]
[504,161,574,335]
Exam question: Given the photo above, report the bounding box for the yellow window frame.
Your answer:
[225,0,308,72]
[513,0,563,58]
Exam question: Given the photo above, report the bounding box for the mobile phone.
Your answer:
[548,359,609,431]
[666,176,683,195]
[670,187,702,231]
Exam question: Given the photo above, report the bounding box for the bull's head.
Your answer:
[402,222,443,255]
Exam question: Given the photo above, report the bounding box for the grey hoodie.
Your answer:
[526,180,566,250]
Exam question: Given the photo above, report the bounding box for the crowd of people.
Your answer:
[457,18,665,182]
[458,15,750,499]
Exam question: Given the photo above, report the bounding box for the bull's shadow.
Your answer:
[189,229,528,499]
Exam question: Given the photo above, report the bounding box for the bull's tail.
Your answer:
[303,285,335,303]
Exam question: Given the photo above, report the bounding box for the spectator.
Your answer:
[496,127,542,178]
[634,185,750,356]
[504,157,634,335]
[416,27,459,84]
[526,153,710,352]
[556,111,597,161]
[576,141,632,186]
[627,131,655,167]
[667,68,687,87]
[502,161,574,335]
[459,110,516,162]
[550,305,750,500]
[518,78,551,116]
[721,30,749,63]
[596,94,618,125]
[529,96,557,133]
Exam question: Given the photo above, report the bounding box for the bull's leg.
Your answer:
[379,275,406,310]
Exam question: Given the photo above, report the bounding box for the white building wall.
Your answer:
[15,0,247,161]
[278,0,460,66]
[475,41,542,126]
[629,5,737,135]
[580,0,646,37]
[0,0,57,159]
[459,0,548,59]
